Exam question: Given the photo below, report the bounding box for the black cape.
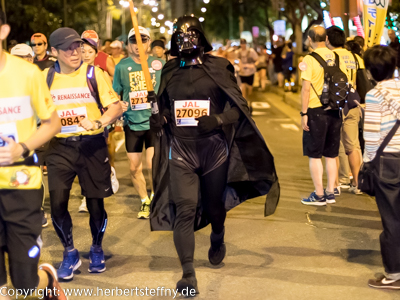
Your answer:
[150,55,280,231]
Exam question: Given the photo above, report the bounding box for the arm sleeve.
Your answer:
[96,68,118,107]
[363,91,382,162]
[32,67,56,120]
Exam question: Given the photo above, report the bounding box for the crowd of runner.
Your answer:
[2,5,400,300]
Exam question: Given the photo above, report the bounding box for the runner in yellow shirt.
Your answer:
[43,27,122,281]
[0,10,67,300]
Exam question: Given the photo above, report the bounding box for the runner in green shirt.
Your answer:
[113,26,164,219]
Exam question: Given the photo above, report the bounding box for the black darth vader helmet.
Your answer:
[170,15,213,57]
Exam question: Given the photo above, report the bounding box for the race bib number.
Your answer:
[0,122,18,147]
[57,107,87,134]
[175,100,210,126]
[129,90,151,111]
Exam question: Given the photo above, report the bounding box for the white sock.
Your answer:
[141,196,150,203]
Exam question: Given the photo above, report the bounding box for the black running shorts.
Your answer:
[46,134,112,198]
[0,189,42,267]
[239,74,255,86]
[303,107,342,158]
[124,126,155,153]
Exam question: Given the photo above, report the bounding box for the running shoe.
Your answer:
[137,200,151,219]
[39,263,68,300]
[301,192,326,206]
[79,197,88,213]
[334,187,341,196]
[368,276,400,289]
[176,274,199,295]
[88,246,106,273]
[338,183,351,189]
[42,209,49,228]
[57,249,81,280]
[324,190,336,204]
[111,166,119,194]
[349,184,363,195]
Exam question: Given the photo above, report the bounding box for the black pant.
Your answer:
[374,152,400,274]
[50,190,107,249]
[169,135,228,268]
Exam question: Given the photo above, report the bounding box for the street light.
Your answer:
[201,7,207,13]
[158,14,164,20]
[199,17,205,22]
[160,27,166,33]
[203,0,210,3]
[152,7,158,12]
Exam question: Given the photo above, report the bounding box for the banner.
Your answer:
[363,0,389,47]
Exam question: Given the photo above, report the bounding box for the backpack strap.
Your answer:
[309,52,328,69]
[308,52,328,99]
[46,66,56,89]
[334,52,340,68]
[86,65,103,115]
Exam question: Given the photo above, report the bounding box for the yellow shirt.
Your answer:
[333,48,365,87]
[301,47,336,109]
[43,63,117,138]
[112,54,124,66]
[0,53,55,189]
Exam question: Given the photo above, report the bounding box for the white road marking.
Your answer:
[251,102,271,109]
[281,124,299,131]
[252,111,267,116]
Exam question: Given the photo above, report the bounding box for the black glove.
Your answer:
[196,115,219,134]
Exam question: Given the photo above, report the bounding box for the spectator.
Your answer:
[256,45,269,91]
[10,43,34,63]
[151,39,167,61]
[281,41,295,92]
[363,45,400,289]
[31,33,56,70]
[272,36,285,87]
[388,29,400,51]
[353,36,365,50]
[345,40,363,57]
[226,47,242,85]
[326,26,364,195]
[215,47,226,58]
[110,40,124,65]
[300,26,342,206]
[236,38,258,110]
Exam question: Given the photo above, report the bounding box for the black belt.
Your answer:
[1,155,38,167]
[55,133,103,143]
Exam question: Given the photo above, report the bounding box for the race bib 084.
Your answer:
[129,90,151,111]
[0,122,18,147]
[57,107,87,134]
[174,100,210,126]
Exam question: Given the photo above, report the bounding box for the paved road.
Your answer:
[33,91,397,300]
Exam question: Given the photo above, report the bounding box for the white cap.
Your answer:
[110,40,123,48]
[128,26,151,39]
[11,44,34,57]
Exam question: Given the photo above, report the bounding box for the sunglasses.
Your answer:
[31,43,44,47]
[129,36,150,44]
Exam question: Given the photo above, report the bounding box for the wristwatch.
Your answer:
[300,112,308,117]
[93,120,103,130]
[19,143,30,159]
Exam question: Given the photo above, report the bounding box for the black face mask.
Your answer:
[175,30,201,54]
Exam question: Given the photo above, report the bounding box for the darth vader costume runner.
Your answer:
[149,16,280,293]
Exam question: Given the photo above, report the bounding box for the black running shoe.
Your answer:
[208,243,226,265]
[42,209,49,228]
[176,274,199,296]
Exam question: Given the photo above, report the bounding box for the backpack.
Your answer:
[46,64,103,114]
[351,52,376,104]
[309,52,349,110]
